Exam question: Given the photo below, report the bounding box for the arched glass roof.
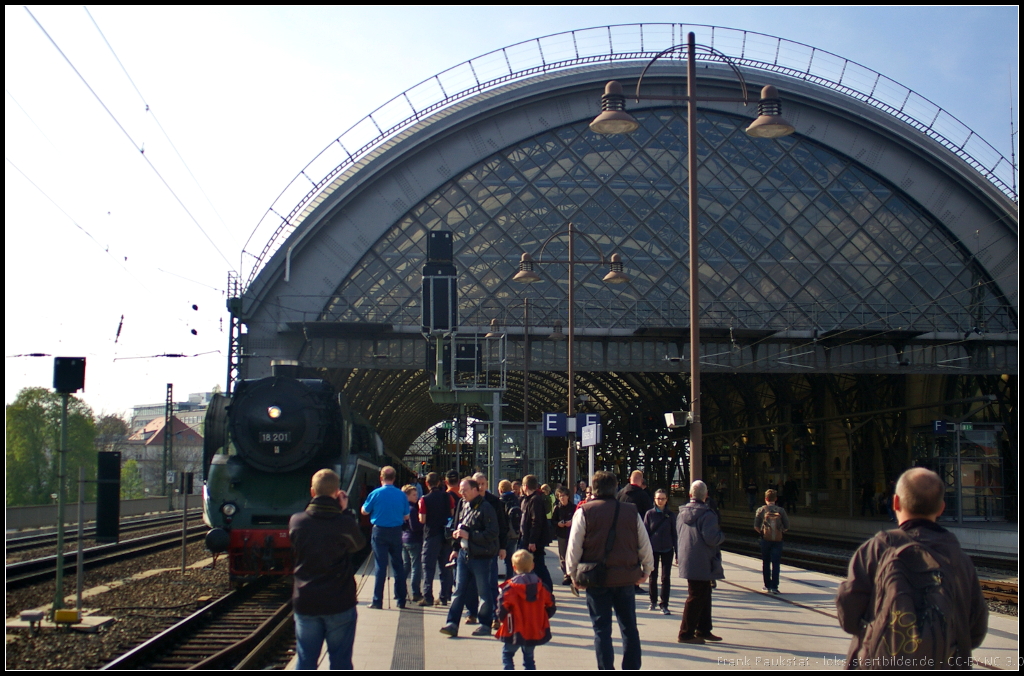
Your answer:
[324,109,1014,334]
[241,23,1017,291]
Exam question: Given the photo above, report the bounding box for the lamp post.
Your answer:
[590,31,795,484]
[512,222,629,490]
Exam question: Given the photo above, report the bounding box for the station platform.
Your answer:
[289,548,1018,670]
[718,508,1018,559]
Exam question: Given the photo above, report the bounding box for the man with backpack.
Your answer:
[753,489,789,594]
[836,467,988,669]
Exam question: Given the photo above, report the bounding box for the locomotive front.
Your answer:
[203,376,346,582]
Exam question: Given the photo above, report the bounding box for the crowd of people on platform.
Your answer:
[288,465,988,670]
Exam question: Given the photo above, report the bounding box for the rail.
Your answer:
[241,23,1017,291]
[291,295,1017,334]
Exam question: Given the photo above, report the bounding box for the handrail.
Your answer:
[241,23,1017,292]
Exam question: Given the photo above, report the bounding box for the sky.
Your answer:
[4,6,1019,419]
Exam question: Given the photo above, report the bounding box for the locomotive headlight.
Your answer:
[221,502,238,517]
[267,405,282,419]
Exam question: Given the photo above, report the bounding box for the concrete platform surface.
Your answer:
[291,549,1018,670]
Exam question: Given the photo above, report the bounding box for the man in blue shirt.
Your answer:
[361,466,409,609]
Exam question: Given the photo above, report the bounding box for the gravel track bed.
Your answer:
[5,518,204,564]
[5,540,232,670]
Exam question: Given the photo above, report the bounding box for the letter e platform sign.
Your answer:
[544,412,566,437]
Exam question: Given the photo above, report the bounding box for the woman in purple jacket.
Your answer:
[643,489,677,614]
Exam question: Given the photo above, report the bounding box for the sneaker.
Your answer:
[436,598,449,607]
[417,598,432,607]
[771,588,780,595]
[411,593,423,603]
[697,631,723,642]
[762,586,770,592]
[677,635,706,645]
[649,603,657,611]
[465,615,478,625]
[471,625,491,636]
[397,601,407,609]
[439,624,458,637]
[368,602,383,610]
[661,607,671,615]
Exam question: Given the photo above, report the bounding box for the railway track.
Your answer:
[6,511,204,556]
[5,526,207,589]
[979,580,1018,604]
[101,578,294,670]
[723,537,1017,605]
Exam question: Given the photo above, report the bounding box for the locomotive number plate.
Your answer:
[259,431,291,443]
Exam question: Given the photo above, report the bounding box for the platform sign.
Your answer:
[581,423,602,447]
[933,420,947,434]
[577,413,600,435]
[544,413,566,437]
[545,412,601,437]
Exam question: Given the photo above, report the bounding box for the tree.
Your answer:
[120,459,146,499]
[95,413,130,453]
[5,387,96,506]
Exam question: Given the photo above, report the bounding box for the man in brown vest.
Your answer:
[566,471,654,670]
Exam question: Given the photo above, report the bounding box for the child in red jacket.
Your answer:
[496,549,556,670]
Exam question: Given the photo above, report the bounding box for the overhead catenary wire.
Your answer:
[23,6,237,273]
[82,5,236,245]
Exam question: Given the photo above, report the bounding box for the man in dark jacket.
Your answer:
[289,469,367,670]
[566,471,653,670]
[617,470,654,516]
[836,468,988,669]
[440,477,499,637]
[418,472,456,606]
[462,472,508,628]
[519,474,554,592]
[676,480,725,644]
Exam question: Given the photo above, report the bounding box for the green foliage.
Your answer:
[5,387,97,506]
[120,459,146,499]
[95,413,130,453]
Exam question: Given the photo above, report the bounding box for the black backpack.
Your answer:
[856,530,964,669]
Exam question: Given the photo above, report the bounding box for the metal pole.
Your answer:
[566,223,577,492]
[164,384,173,511]
[523,299,530,476]
[955,424,963,523]
[686,31,703,483]
[53,392,69,612]
[181,475,188,574]
[492,391,502,484]
[76,465,85,612]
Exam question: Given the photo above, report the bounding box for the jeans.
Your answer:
[371,525,406,606]
[503,643,536,670]
[403,540,423,597]
[649,550,673,608]
[445,550,494,629]
[463,555,499,619]
[585,586,641,670]
[421,535,453,602]
[760,539,783,590]
[294,607,357,670]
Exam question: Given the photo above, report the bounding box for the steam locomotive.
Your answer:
[202,375,413,584]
